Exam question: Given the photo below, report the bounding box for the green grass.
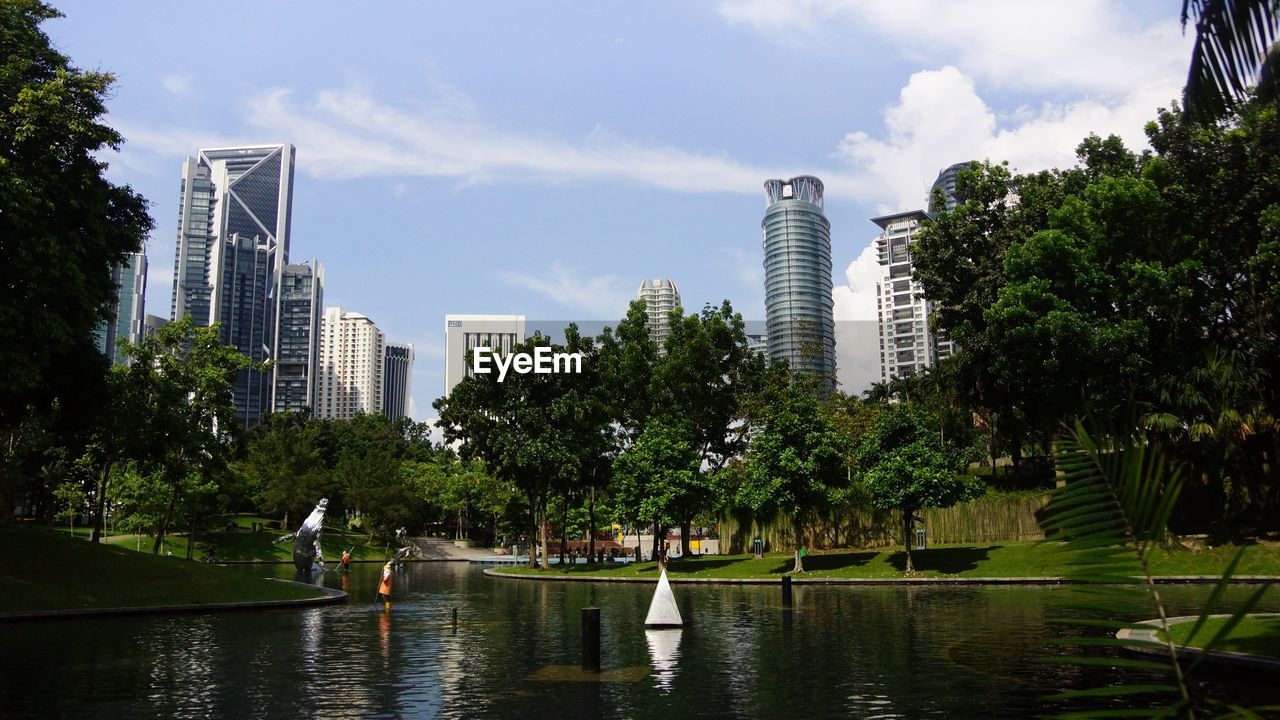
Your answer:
[1163,615,1280,659]
[496,540,1280,580]
[100,515,390,562]
[0,525,328,613]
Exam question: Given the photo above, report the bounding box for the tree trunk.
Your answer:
[651,520,662,562]
[527,491,539,568]
[538,497,550,570]
[153,486,178,555]
[679,519,692,562]
[186,505,197,561]
[91,460,112,543]
[902,509,915,574]
[587,486,596,564]
[792,513,805,574]
[558,496,567,565]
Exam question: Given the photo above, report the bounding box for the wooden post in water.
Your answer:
[452,607,458,632]
[781,575,793,608]
[582,607,601,672]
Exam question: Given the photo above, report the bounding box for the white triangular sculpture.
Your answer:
[644,568,683,628]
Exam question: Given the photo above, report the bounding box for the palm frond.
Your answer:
[1182,0,1280,121]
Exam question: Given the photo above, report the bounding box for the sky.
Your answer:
[47,0,1194,420]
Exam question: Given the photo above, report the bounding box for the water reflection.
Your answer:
[644,629,682,691]
[0,565,1274,719]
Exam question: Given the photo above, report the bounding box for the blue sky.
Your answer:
[48,0,1193,419]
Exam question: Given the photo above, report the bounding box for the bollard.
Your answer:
[781,575,793,608]
[452,607,458,632]
[581,607,601,672]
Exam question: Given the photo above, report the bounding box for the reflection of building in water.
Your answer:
[645,629,682,692]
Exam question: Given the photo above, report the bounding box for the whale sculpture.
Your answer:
[275,498,328,571]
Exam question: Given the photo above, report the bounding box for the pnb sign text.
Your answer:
[471,346,583,382]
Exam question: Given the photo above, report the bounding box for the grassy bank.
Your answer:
[496,540,1280,580]
[0,526,329,613]
[100,515,392,562]
[1164,615,1280,660]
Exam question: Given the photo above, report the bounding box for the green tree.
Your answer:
[237,415,331,528]
[1181,0,1279,121]
[611,419,701,558]
[738,373,847,573]
[0,1,153,518]
[52,477,87,537]
[857,406,967,573]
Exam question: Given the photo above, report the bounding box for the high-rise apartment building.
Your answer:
[762,176,836,390]
[273,261,324,414]
[383,343,414,422]
[95,251,147,364]
[316,307,385,420]
[873,210,954,382]
[170,144,295,427]
[444,315,525,398]
[636,278,680,351]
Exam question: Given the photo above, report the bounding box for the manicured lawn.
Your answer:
[1164,615,1280,660]
[102,515,390,562]
[496,540,1280,580]
[0,526,328,613]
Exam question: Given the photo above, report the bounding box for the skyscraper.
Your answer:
[444,314,525,398]
[929,161,975,213]
[636,278,681,351]
[383,343,414,422]
[315,307,385,420]
[95,251,147,364]
[273,261,324,414]
[170,144,295,427]
[762,175,836,390]
[872,210,954,381]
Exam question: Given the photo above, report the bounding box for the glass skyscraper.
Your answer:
[94,251,147,364]
[273,261,323,414]
[170,144,295,427]
[929,161,975,214]
[762,175,836,390]
[382,343,414,422]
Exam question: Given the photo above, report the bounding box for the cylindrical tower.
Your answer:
[762,175,835,390]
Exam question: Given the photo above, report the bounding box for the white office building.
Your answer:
[444,314,525,398]
[873,210,954,382]
[316,307,385,419]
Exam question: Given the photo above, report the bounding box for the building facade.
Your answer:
[444,314,525,398]
[383,343,414,422]
[762,175,836,390]
[873,210,954,382]
[316,307,385,420]
[169,144,296,427]
[636,278,681,352]
[929,161,975,214]
[272,261,324,414]
[95,251,147,364]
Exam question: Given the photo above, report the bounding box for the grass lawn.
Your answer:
[101,515,391,562]
[496,540,1280,580]
[1163,615,1280,660]
[0,525,329,613]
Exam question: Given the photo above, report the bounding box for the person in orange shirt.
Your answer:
[377,561,394,609]
[341,549,351,570]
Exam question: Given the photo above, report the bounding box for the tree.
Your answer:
[434,333,582,569]
[0,1,153,518]
[611,419,702,559]
[738,372,847,573]
[1181,0,1279,121]
[52,477,87,537]
[857,407,967,573]
[238,415,331,528]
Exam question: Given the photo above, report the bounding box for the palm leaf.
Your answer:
[1181,0,1280,121]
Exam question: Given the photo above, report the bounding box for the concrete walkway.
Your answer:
[1116,613,1280,672]
[0,579,346,622]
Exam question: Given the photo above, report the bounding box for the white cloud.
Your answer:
[833,65,1180,212]
[718,0,1189,96]
[161,73,194,97]
[500,263,632,319]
